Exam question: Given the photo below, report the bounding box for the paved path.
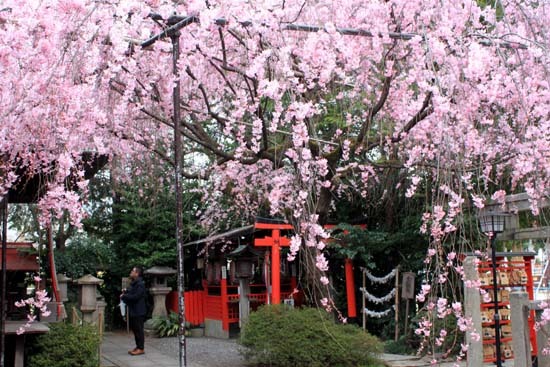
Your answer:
[101,332,514,367]
[379,353,513,366]
[101,332,246,367]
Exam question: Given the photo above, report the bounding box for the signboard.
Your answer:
[401,272,415,300]
[283,298,295,308]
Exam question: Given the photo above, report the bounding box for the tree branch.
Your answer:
[366,91,433,152]
[356,76,392,146]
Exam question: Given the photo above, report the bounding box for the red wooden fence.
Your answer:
[166,290,206,326]
[165,286,296,330]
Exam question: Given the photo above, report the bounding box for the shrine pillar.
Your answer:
[272,230,281,305]
[344,258,357,318]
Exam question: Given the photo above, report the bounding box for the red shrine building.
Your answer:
[167,219,358,338]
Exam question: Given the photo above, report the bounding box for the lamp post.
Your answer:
[478,208,507,367]
[141,14,199,367]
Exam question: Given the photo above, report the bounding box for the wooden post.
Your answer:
[98,309,104,367]
[404,299,410,336]
[14,335,24,367]
[394,266,399,341]
[290,263,297,292]
[362,268,366,331]
[265,251,271,304]
[523,256,538,353]
[344,258,357,318]
[401,272,415,337]
[272,230,281,305]
[71,307,78,326]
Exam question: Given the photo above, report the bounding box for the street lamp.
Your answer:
[478,207,507,367]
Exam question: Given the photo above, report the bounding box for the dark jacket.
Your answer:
[121,277,147,317]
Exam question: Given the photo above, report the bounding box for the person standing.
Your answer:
[121,266,147,355]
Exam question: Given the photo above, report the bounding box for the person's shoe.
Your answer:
[130,349,145,356]
[128,348,137,355]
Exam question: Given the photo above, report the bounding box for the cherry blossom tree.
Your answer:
[1,0,549,360]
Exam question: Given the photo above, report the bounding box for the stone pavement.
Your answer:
[380,353,514,366]
[101,332,515,367]
[101,331,246,367]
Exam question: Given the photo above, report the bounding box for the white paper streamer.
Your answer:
[360,287,396,304]
[363,306,395,318]
[362,268,396,284]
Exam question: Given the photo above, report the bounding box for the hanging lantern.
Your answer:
[196,258,205,269]
[227,245,260,279]
[478,207,507,234]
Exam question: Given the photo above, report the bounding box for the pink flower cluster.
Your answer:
[14,278,51,335]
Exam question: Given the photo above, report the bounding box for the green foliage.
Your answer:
[150,311,180,337]
[55,235,114,278]
[83,168,205,329]
[476,0,504,20]
[239,305,383,367]
[27,322,101,367]
[384,336,416,355]
[331,218,427,272]
[107,174,205,271]
[110,183,177,269]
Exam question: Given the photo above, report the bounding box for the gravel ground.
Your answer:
[147,336,248,367]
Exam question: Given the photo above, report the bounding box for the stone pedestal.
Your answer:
[77,274,103,324]
[510,292,531,367]
[205,319,229,339]
[238,279,250,328]
[41,301,66,322]
[150,287,172,318]
[94,298,107,333]
[463,256,483,367]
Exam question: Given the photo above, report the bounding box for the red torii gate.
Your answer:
[254,221,292,305]
[253,220,358,318]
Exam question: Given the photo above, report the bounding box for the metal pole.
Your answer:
[490,233,502,367]
[168,16,187,367]
[0,199,7,367]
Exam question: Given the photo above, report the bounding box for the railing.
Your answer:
[166,284,295,331]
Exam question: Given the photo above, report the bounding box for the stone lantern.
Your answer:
[144,266,177,318]
[76,274,103,324]
[57,273,71,302]
[227,245,260,327]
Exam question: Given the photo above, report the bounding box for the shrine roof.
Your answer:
[183,225,255,247]
[0,242,39,271]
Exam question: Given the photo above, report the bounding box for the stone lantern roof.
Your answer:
[76,274,104,285]
[144,266,177,276]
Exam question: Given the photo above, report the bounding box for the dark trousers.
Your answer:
[129,315,145,350]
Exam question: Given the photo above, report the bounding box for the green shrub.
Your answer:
[28,322,100,367]
[150,311,180,337]
[384,336,416,355]
[239,305,383,367]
